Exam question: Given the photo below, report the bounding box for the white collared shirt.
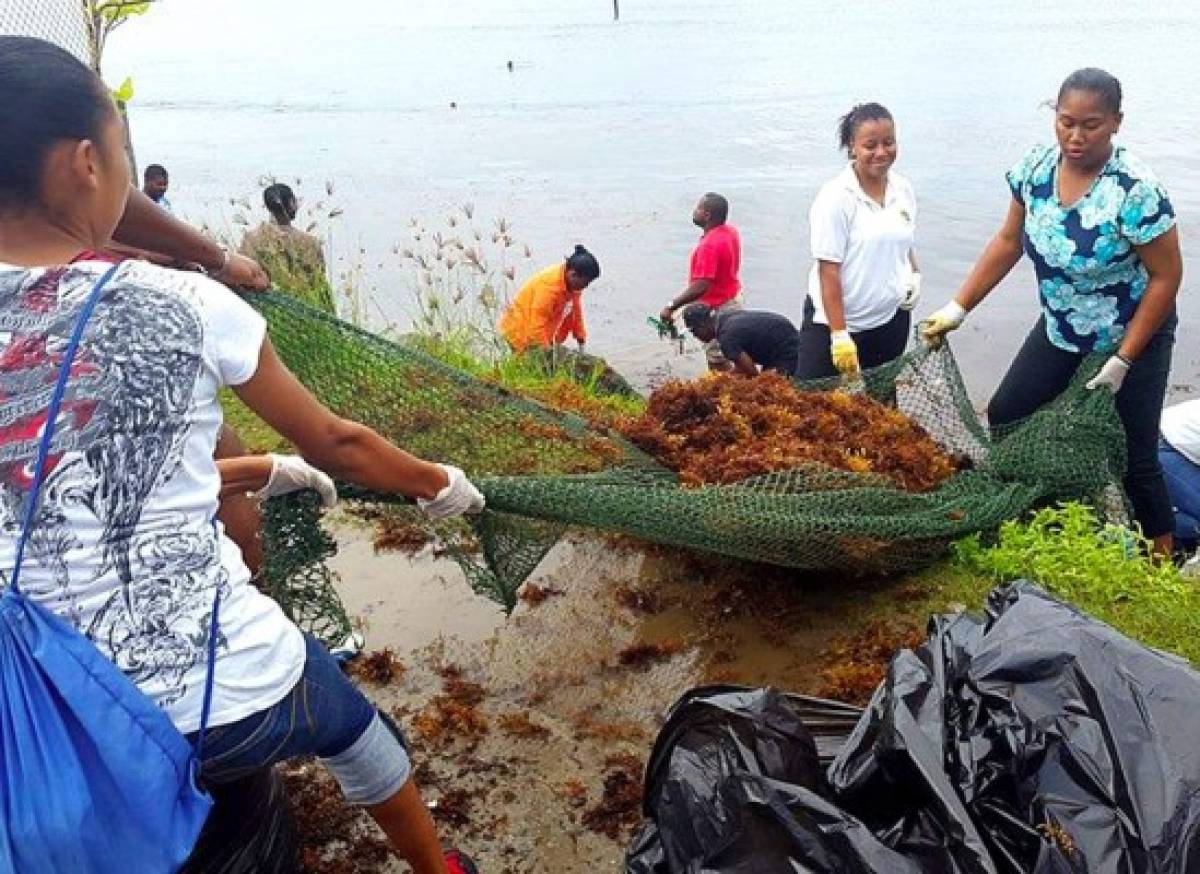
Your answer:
[807,163,917,331]
[1162,400,1200,466]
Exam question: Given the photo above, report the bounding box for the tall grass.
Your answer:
[223,202,642,452]
[392,203,531,363]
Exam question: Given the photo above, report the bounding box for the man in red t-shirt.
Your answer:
[660,192,743,369]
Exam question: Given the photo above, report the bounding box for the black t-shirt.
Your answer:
[717,310,800,374]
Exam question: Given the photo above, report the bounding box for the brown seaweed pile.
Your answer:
[347,648,405,685]
[817,621,925,705]
[619,372,956,491]
[283,762,395,873]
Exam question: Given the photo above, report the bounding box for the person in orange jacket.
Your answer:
[499,245,601,353]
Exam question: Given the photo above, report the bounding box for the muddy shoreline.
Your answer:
[288,518,939,872]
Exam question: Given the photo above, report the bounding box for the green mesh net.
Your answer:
[259,490,356,648]
[245,292,1127,639]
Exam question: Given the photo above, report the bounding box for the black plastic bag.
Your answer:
[625,685,864,873]
[627,583,1200,873]
[180,767,299,873]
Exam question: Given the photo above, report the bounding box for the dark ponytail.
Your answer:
[837,102,893,156]
[1058,68,1122,114]
[0,37,113,213]
[564,244,600,281]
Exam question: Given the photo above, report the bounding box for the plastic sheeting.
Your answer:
[627,583,1200,873]
[626,686,863,873]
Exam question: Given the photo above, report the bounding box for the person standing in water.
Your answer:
[661,192,743,371]
[795,103,920,380]
[922,68,1183,553]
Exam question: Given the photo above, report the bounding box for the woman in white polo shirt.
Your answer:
[796,102,920,379]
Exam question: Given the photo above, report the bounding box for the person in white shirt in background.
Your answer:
[796,102,920,380]
[1160,400,1200,551]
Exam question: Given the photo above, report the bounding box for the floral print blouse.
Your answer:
[1006,144,1176,353]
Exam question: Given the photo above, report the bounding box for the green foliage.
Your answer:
[408,334,645,425]
[87,0,161,72]
[954,502,1200,663]
[95,1,154,22]
[110,76,134,103]
[243,233,335,314]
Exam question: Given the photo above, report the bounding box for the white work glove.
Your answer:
[417,464,486,519]
[829,330,861,374]
[255,454,338,507]
[899,271,922,311]
[1085,355,1131,394]
[919,301,968,347]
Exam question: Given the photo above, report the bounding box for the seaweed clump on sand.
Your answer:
[581,754,645,840]
[619,372,957,491]
[347,648,405,685]
[283,761,394,873]
[817,621,925,705]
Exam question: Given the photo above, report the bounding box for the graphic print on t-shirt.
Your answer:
[0,265,228,707]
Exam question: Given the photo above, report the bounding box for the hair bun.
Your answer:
[573,244,586,254]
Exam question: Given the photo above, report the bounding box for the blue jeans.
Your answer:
[188,633,411,805]
[1159,440,1200,549]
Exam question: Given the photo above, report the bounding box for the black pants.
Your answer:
[988,314,1177,538]
[794,300,911,380]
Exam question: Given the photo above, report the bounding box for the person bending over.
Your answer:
[1159,400,1200,553]
[922,68,1183,555]
[682,303,800,377]
[499,244,600,353]
[0,37,481,874]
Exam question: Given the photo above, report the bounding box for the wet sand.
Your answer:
[306,519,891,871]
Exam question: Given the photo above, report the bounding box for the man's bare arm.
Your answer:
[113,188,269,289]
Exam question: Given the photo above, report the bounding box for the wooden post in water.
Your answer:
[613,0,620,20]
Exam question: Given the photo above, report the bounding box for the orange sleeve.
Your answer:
[568,292,586,343]
[553,316,571,345]
[553,292,586,345]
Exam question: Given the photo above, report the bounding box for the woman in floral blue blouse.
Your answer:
[922,68,1184,552]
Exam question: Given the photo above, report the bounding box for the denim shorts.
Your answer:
[188,632,412,805]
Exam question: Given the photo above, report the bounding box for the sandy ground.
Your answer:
[294,518,880,872]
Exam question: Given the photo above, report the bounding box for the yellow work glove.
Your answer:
[829,330,860,374]
[916,302,964,345]
[919,301,968,347]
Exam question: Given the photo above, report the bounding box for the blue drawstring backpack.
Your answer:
[0,263,218,873]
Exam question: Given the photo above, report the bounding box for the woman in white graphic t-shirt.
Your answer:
[796,102,920,380]
[0,37,482,874]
